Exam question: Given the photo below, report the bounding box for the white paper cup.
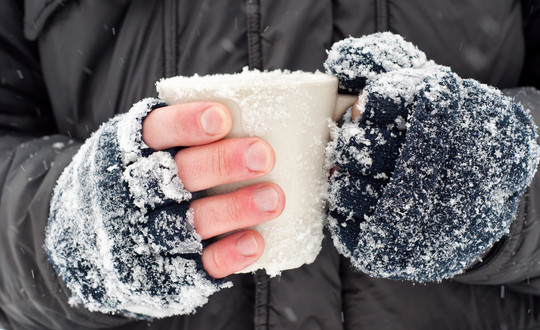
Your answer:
[157,69,355,276]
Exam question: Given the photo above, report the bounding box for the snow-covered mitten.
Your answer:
[325,33,540,282]
[324,32,427,94]
[45,99,229,318]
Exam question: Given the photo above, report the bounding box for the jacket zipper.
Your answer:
[246,1,268,326]
[163,0,178,77]
[247,0,263,70]
[164,2,269,328]
[375,0,389,32]
[254,270,270,330]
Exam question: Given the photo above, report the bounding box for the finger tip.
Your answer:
[200,104,233,137]
[205,102,232,136]
[215,103,233,135]
[245,140,276,173]
[202,230,265,278]
[267,184,286,216]
[236,230,265,258]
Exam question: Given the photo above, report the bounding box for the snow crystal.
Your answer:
[116,98,157,165]
[123,152,191,212]
[52,142,65,150]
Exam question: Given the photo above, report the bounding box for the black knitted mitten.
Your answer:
[325,32,540,282]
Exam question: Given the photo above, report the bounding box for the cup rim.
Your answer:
[157,68,337,92]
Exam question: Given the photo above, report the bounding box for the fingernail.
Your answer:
[236,233,259,257]
[245,142,271,172]
[200,106,226,135]
[254,186,279,212]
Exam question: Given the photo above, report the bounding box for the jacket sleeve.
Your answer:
[520,0,540,89]
[455,0,540,289]
[0,2,132,329]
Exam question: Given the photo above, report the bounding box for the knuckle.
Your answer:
[174,151,187,177]
[171,110,188,140]
[225,193,243,222]
[174,150,203,192]
[206,247,227,278]
[211,250,225,276]
[211,144,233,178]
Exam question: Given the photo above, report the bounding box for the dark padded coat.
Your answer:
[1,0,540,329]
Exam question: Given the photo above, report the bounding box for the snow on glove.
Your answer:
[45,98,229,318]
[324,32,427,94]
[325,32,540,282]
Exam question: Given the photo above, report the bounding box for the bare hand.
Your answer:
[142,102,285,278]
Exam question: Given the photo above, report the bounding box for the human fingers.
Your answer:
[191,183,285,240]
[175,137,275,192]
[330,95,362,178]
[201,230,264,278]
[142,102,232,150]
[351,94,363,121]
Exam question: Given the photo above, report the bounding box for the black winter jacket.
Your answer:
[1,0,540,329]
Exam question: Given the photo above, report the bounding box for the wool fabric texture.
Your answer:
[325,33,540,282]
[45,99,228,318]
[324,32,427,94]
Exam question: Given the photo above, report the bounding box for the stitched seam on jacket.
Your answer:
[33,0,67,26]
[24,0,73,40]
[246,0,263,70]
[162,0,177,78]
[254,270,269,330]
[375,0,389,32]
